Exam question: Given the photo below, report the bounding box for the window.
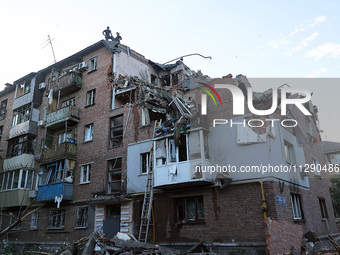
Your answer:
[108,158,122,193]
[311,156,321,176]
[0,99,7,120]
[58,130,75,144]
[86,89,96,106]
[61,97,75,108]
[284,140,295,165]
[10,214,21,230]
[175,196,204,223]
[38,160,65,185]
[88,57,97,72]
[109,115,123,148]
[76,206,88,228]
[16,79,31,98]
[0,125,3,141]
[49,209,65,228]
[291,194,303,220]
[84,124,93,142]
[319,198,328,219]
[12,104,31,126]
[141,152,151,174]
[80,164,91,184]
[30,212,39,230]
[6,135,35,158]
[306,116,313,135]
[0,169,34,191]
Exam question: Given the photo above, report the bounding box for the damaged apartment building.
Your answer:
[0,31,338,254]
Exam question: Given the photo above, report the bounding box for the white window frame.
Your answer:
[84,124,93,142]
[48,209,65,229]
[80,164,91,184]
[284,140,295,165]
[76,206,89,228]
[140,152,151,174]
[61,97,75,108]
[291,193,303,220]
[86,89,96,106]
[88,57,97,72]
[30,212,39,230]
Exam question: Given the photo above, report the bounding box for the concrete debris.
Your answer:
[26,232,221,255]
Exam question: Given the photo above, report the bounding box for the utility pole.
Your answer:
[42,35,56,63]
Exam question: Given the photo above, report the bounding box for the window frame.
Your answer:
[0,99,7,120]
[48,209,65,229]
[80,164,91,184]
[107,158,122,193]
[109,115,123,148]
[284,140,295,165]
[140,152,151,174]
[88,57,98,72]
[84,123,94,142]
[76,206,89,228]
[291,193,304,220]
[86,89,96,106]
[30,211,39,230]
[11,103,32,126]
[174,196,204,223]
[319,197,328,219]
[16,79,31,98]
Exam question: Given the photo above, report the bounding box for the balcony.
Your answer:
[45,105,79,129]
[37,182,73,202]
[41,142,77,163]
[0,189,30,207]
[9,120,38,139]
[3,154,35,171]
[154,159,216,189]
[50,71,82,96]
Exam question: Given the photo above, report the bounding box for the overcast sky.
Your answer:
[0,0,339,142]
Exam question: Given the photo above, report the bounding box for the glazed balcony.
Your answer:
[45,105,79,129]
[0,189,30,207]
[41,142,77,163]
[50,71,82,96]
[36,182,73,202]
[9,120,38,139]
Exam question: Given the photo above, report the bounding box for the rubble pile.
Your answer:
[26,232,220,255]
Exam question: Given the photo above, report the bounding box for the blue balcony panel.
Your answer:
[37,182,73,202]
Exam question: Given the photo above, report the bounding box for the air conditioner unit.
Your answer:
[79,61,88,70]
[29,190,37,198]
[39,82,46,90]
[37,120,45,127]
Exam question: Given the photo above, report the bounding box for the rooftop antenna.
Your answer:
[163,53,212,65]
[42,35,56,63]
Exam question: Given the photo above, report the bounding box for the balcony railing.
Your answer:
[41,142,77,163]
[9,120,38,139]
[45,105,79,128]
[3,154,35,171]
[0,189,30,207]
[37,182,73,202]
[50,71,82,95]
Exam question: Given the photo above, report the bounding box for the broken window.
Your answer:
[175,196,204,223]
[58,129,76,144]
[319,197,328,219]
[0,99,7,120]
[161,75,170,86]
[141,152,152,174]
[80,164,91,184]
[141,108,166,126]
[172,73,179,86]
[30,212,39,230]
[10,214,21,231]
[6,135,35,158]
[178,135,187,162]
[49,209,65,229]
[39,160,65,185]
[0,169,34,191]
[284,140,295,165]
[169,138,176,163]
[155,139,167,166]
[108,158,122,193]
[12,103,32,126]
[16,79,31,98]
[112,89,136,109]
[61,97,75,108]
[88,57,97,72]
[291,193,303,220]
[76,206,88,228]
[86,89,96,106]
[109,115,123,148]
[0,125,3,141]
[84,124,94,142]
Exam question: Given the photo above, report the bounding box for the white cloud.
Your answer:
[306,68,327,78]
[306,43,340,60]
[292,32,319,52]
[268,37,290,49]
[290,16,326,35]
